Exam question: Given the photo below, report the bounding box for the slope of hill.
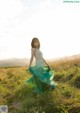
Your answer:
[0,56,80,113]
[0,58,30,67]
[0,54,80,67]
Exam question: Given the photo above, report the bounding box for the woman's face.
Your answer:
[34,41,39,48]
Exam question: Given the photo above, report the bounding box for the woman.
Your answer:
[26,37,57,94]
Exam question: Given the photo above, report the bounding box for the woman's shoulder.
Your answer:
[32,48,39,50]
[31,48,41,53]
[31,48,35,50]
[31,48,37,52]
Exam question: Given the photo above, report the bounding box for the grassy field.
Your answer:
[0,58,80,113]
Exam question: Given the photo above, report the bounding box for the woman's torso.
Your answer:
[34,48,44,65]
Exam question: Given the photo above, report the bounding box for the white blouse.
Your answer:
[32,48,44,65]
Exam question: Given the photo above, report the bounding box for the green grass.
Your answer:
[0,60,80,113]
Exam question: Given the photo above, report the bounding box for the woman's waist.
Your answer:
[36,60,44,65]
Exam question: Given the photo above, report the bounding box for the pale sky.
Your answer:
[0,0,80,60]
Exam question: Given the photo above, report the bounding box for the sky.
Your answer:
[0,0,80,60]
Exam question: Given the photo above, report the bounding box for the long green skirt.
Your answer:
[25,65,57,94]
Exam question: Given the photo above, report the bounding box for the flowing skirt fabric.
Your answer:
[25,65,57,94]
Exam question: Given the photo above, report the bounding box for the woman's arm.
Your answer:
[29,48,35,68]
[43,58,49,67]
[43,58,50,71]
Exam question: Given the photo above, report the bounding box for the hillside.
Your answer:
[0,56,80,113]
[0,58,29,67]
[0,54,80,67]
